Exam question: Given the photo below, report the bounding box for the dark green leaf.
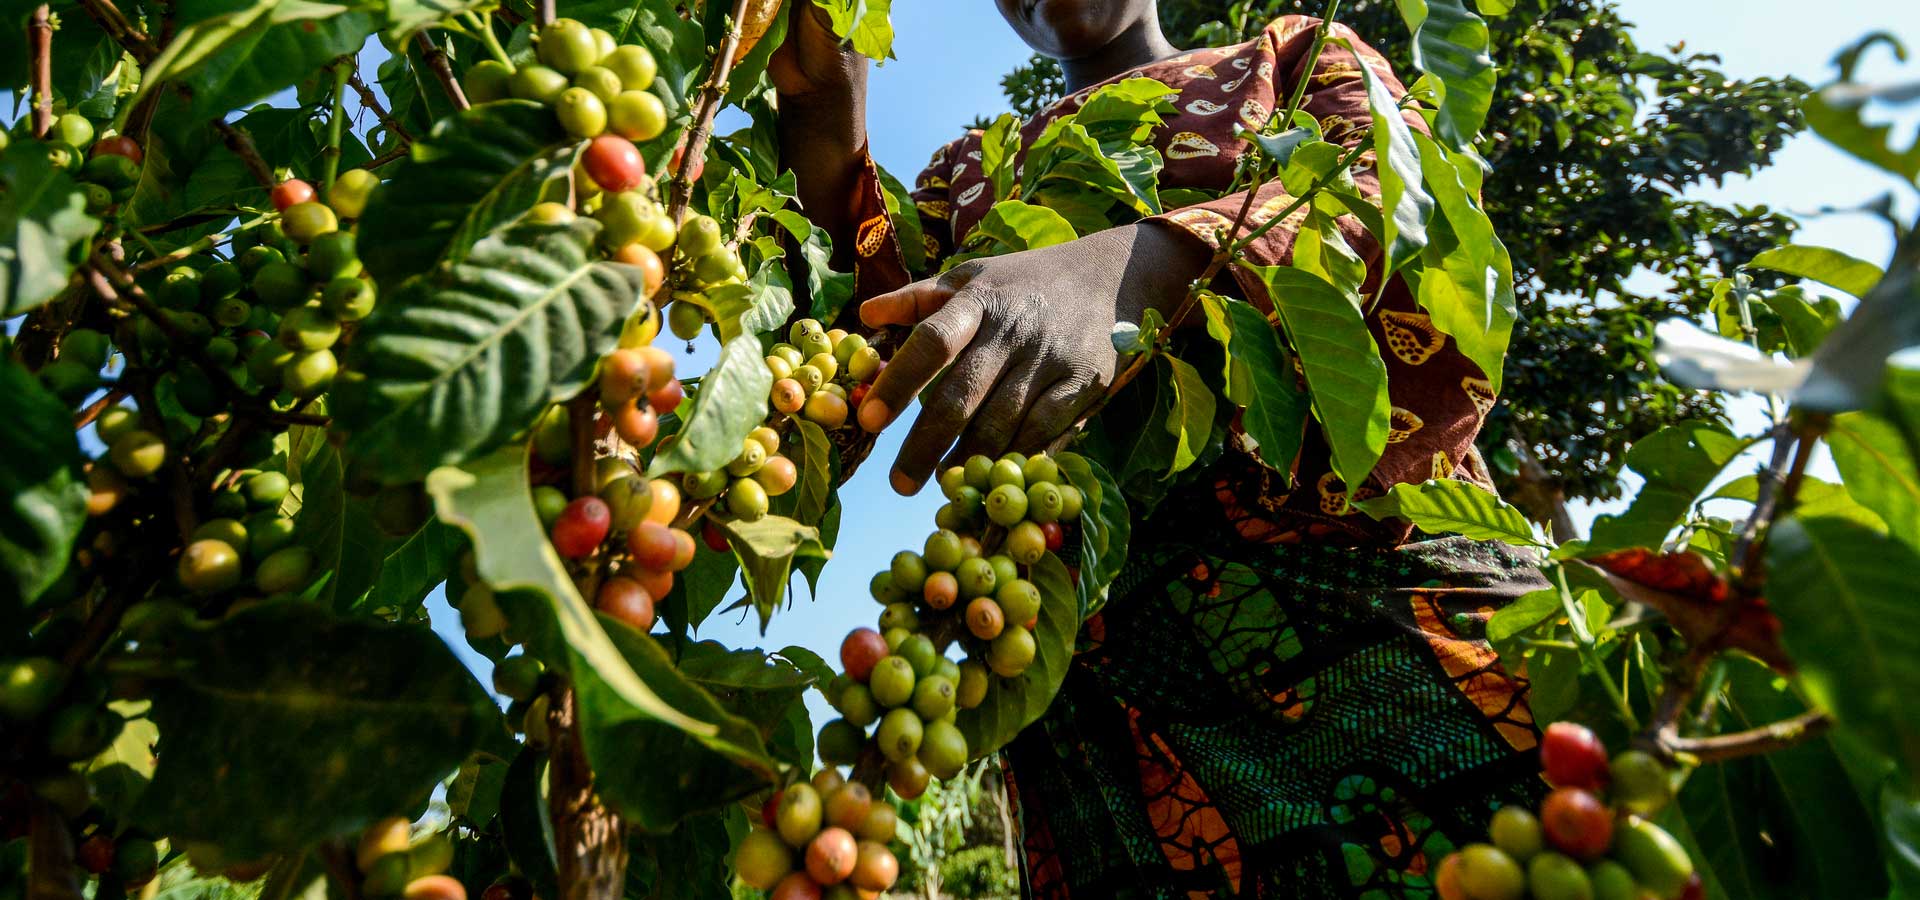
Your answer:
[645,337,774,478]
[338,220,647,483]
[1580,422,1747,555]
[1338,37,1432,273]
[955,553,1076,758]
[499,747,559,899]
[1243,264,1391,487]
[356,101,574,287]
[0,360,87,606]
[783,419,834,527]
[1710,473,1886,533]
[86,700,157,821]
[353,521,465,617]
[0,143,101,316]
[874,163,928,275]
[1829,412,1919,542]
[1748,244,1885,299]
[716,515,827,632]
[1411,133,1515,391]
[1216,298,1310,476]
[382,0,491,40]
[1794,239,1919,413]
[1055,452,1129,619]
[179,9,374,119]
[133,602,495,858]
[661,543,740,639]
[1393,0,1497,147]
[1486,588,1558,642]
[1769,515,1920,776]
[1355,479,1540,545]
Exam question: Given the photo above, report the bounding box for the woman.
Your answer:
[774,3,1548,896]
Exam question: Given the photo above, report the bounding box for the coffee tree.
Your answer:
[1,0,1918,898]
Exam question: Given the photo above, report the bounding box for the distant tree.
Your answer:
[990,0,1807,526]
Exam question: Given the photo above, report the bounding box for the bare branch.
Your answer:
[415,32,470,112]
[1663,710,1834,764]
[30,5,54,138]
[74,0,157,64]
[666,0,757,221]
[348,70,415,145]
[214,120,278,189]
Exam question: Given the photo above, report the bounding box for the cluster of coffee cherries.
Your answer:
[0,679,159,890]
[16,110,145,215]
[732,768,900,899]
[464,18,667,145]
[1437,722,1697,900]
[350,817,466,900]
[763,318,883,432]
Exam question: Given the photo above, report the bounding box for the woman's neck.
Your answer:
[1060,17,1181,93]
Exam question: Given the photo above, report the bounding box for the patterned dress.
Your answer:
[845,17,1548,898]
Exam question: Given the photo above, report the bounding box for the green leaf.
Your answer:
[1486,588,1558,642]
[1338,37,1432,273]
[645,337,774,478]
[425,445,719,738]
[954,553,1076,758]
[1217,299,1310,476]
[874,163,927,275]
[1243,264,1391,487]
[284,418,353,606]
[352,521,465,617]
[660,543,739,639]
[1748,245,1885,299]
[977,113,1023,206]
[1055,453,1129,619]
[809,0,893,60]
[0,143,101,316]
[178,7,374,119]
[0,360,87,607]
[133,602,495,858]
[1769,515,1920,776]
[1827,412,1920,550]
[1161,355,1216,475]
[1710,474,1887,533]
[1581,422,1747,555]
[337,220,648,484]
[1354,479,1540,545]
[1793,243,1920,413]
[1291,209,1368,301]
[381,0,490,40]
[1804,86,1920,184]
[86,700,158,821]
[1393,0,1498,147]
[356,102,574,287]
[1411,132,1515,391]
[716,515,827,632]
[969,200,1078,253]
[499,747,559,899]
[782,419,834,527]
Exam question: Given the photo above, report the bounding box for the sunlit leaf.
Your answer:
[645,336,775,478]
[1339,37,1432,273]
[1392,0,1498,147]
[1580,422,1747,555]
[1355,479,1541,546]
[1748,244,1885,299]
[0,143,101,316]
[0,360,87,607]
[1243,264,1390,487]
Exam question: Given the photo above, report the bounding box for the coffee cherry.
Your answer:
[849,841,898,892]
[322,277,377,321]
[889,551,928,592]
[895,634,937,678]
[1526,852,1592,900]
[608,91,667,142]
[1041,521,1066,551]
[985,484,1028,527]
[911,674,956,721]
[776,783,823,847]
[755,455,798,496]
[857,802,897,844]
[1613,817,1692,898]
[256,546,315,594]
[823,783,871,831]
[1457,844,1525,900]
[281,201,338,244]
[551,497,612,558]
[612,401,659,447]
[461,585,508,639]
[582,135,646,192]
[923,571,959,610]
[627,522,679,570]
[1541,722,1609,790]
[667,528,696,571]
[923,529,965,571]
[804,391,848,429]
[86,466,127,517]
[772,379,806,414]
[110,429,166,478]
[602,45,658,91]
[1608,750,1673,815]
[631,565,673,601]
[955,661,989,709]
[954,556,997,599]
[816,718,863,766]
[574,66,624,103]
[734,828,793,890]
[887,755,931,800]
[868,657,916,708]
[612,243,666,296]
[357,817,413,871]
[493,656,546,702]
[331,168,379,219]
[594,576,655,630]
[918,718,967,780]
[179,539,241,594]
[769,872,820,900]
[537,19,600,74]
[876,708,923,762]
[1540,787,1612,860]
[283,349,338,395]
[878,602,919,633]
[804,827,857,885]
[728,477,770,521]
[834,682,878,727]
[403,875,466,900]
[987,626,1036,677]
[643,478,682,525]
[1490,805,1544,862]
[1006,521,1046,565]
[272,179,315,211]
[1585,860,1637,900]
[966,597,1005,640]
[78,834,114,874]
[839,628,889,682]
[91,134,142,163]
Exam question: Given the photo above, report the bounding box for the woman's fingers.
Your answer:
[857,294,984,434]
[890,338,1013,494]
[1009,372,1099,454]
[945,362,1046,467]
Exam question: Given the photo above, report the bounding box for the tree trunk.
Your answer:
[547,687,628,900]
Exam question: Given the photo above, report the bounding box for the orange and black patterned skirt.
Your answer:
[1004,472,1549,899]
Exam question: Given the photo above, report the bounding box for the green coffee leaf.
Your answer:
[1579,422,1748,556]
[1162,355,1216,475]
[1217,299,1310,478]
[784,419,835,527]
[1748,244,1886,299]
[1056,452,1130,619]
[352,521,466,617]
[660,543,740,639]
[0,360,88,607]
[1393,0,1498,148]
[1486,588,1558,642]
[1803,85,1920,184]
[1769,515,1920,777]
[970,200,1079,253]
[1354,479,1540,546]
[809,0,894,61]
[1411,132,1515,391]
[133,0,372,120]
[1243,264,1391,487]
[1339,37,1432,274]
[356,101,574,287]
[645,336,775,479]
[338,220,647,484]
[133,602,495,858]
[955,553,1076,759]
[0,144,101,316]
[716,515,827,633]
[1827,412,1920,549]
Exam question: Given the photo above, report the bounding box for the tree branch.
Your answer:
[73,386,131,429]
[348,70,414,145]
[546,686,628,900]
[415,32,470,112]
[74,0,156,64]
[214,120,278,190]
[1663,710,1833,764]
[86,256,247,403]
[30,5,54,138]
[665,0,756,222]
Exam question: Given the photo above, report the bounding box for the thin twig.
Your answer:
[415,32,470,111]
[665,0,757,222]
[86,256,248,401]
[30,5,54,138]
[73,387,131,429]
[365,145,410,169]
[215,120,278,189]
[536,0,555,27]
[348,70,414,145]
[74,0,156,64]
[1736,417,1825,592]
[1664,710,1833,763]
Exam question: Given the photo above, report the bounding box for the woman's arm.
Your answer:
[770,4,870,269]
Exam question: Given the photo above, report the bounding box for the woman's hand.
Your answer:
[768,1,864,101]
[857,221,1212,495]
